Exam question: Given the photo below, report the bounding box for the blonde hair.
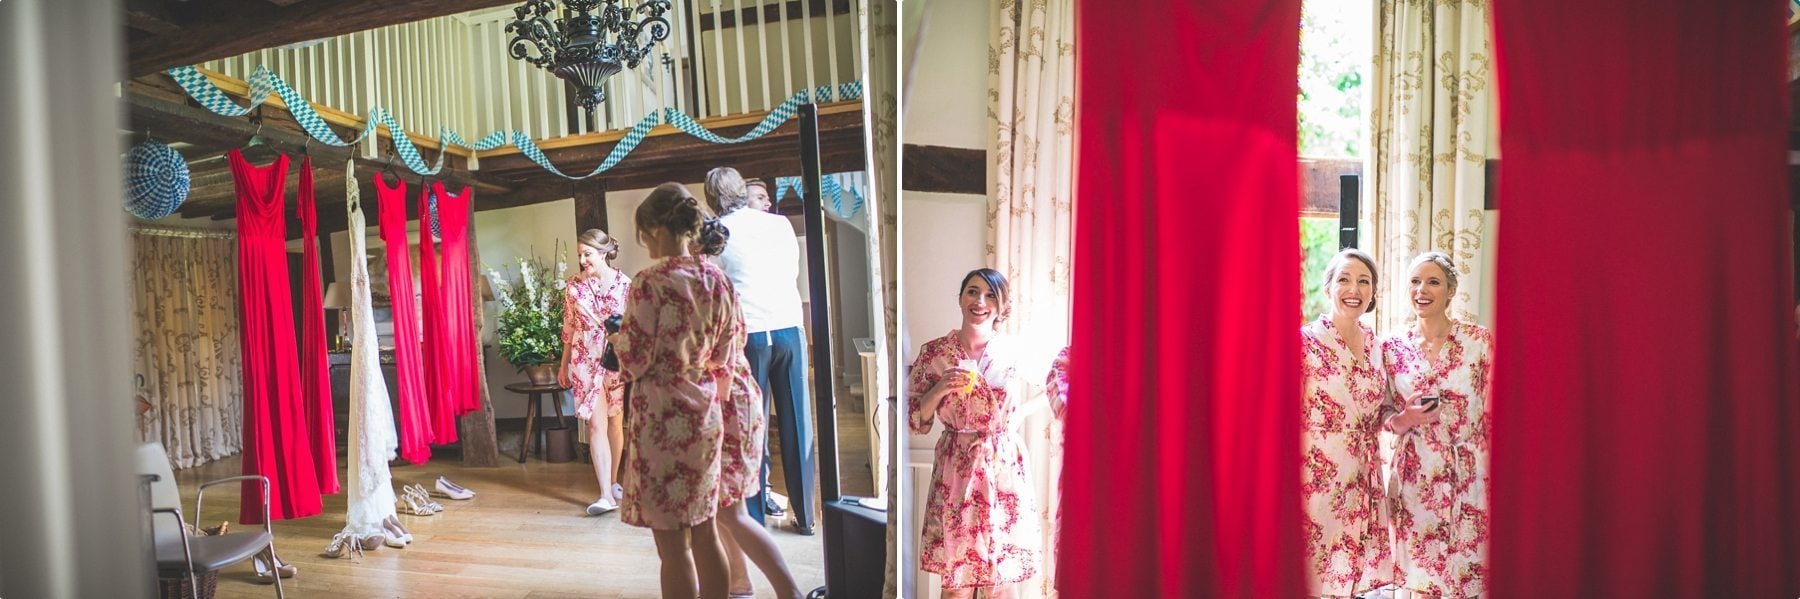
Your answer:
[577,229,619,263]
[704,167,750,215]
[1409,251,1459,294]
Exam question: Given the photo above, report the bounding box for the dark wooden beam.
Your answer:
[124,0,183,36]
[127,0,518,77]
[901,144,984,195]
[700,0,855,32]
[573,181,609,235]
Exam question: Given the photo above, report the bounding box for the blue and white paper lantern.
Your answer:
[124,141,190,219]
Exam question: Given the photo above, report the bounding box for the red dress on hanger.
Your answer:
[418,183,457,443]
[297,156,340,494]
[229,149,322,522]
[376,173,434,464]
[434,182,482,415]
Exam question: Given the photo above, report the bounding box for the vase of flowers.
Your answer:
[486,251,567,385]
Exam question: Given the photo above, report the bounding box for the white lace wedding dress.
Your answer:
[338,160,399,544]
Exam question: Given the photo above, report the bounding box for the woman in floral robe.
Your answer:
[612,183,735,598]
[560,228,631,516]
[1301,249,1393,597]
[1380,252,1493,598]
[908,268,1041,598]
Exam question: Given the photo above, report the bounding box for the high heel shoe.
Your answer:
[433,476,475,500]
[405,484,445,513]
[381,518,413,545]
[252,549,297,582]
[324,532,364,560]
[395,492,435,516]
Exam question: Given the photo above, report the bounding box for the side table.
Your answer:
[504,381,570,463]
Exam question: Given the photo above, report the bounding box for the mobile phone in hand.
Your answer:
[1418,396,1441,412]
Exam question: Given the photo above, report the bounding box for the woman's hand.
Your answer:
[1387,393,1441,435]
[558,363,572,388]
[932,368,981,398]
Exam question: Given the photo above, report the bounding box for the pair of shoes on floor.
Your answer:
[432,476,475,500]
[252,548,296,582]
[765,490,788,519]
[586,496,620,516]
[382,516,412,547]
[323,532,366,560]
[397,484,444,515]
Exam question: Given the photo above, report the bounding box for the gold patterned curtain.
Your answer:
[130,229,243,468]
[860,0,902,594]
[1366,0,1494,330]
[988,0,1074,595]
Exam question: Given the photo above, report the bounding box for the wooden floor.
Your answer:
[173,392,875,598]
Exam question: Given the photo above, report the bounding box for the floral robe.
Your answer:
[1046,346,1070,421]
[908,331,1041,588]
[1300,316,1393,596]
[1380,321,1493,598]
[563,273,630,420]
[614,256,737,530]
[717,351,765,504]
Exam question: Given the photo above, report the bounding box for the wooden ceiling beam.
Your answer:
[127,0,519,77]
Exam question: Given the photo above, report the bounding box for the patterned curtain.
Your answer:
[987,0,1074,595]
[861,0,901,595]
[130,229,243,468]
[1366,0,1495,330]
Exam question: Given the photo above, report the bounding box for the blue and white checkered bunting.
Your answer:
[165,65,863,181]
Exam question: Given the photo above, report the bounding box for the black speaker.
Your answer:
[1339,173,1360,250]
[811,498,888,598]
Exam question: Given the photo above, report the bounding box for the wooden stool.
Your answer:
[504,381,569,463]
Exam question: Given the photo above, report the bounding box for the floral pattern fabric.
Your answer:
[1300,316,1393,596]
[614,256,736,530]
[1380,321,1493,598]
[563,273,631,420]
[908,331,1041,589]
[717,355,765,504]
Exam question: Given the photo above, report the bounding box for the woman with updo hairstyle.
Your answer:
[908,268,1042,598]
[1378,251,1494,598]
[560,229,632,517]
[1299,248,1393,598]
[609,182,739,598]
[686,215,802,598]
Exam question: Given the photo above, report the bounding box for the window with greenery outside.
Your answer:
[486,252,568,368]
[1298,0,1367,322]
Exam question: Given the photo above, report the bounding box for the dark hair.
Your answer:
[705,167,751,215]
[635,182,706,241]
[693,217,730,256]
[958,268,1013,323]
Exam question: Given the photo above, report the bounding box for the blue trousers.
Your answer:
[743,326,816,529]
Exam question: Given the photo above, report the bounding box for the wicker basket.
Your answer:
[157,571,217,599]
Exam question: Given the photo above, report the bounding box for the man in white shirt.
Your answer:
[706,167,817,534]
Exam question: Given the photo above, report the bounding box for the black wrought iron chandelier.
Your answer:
[506,0,673,119]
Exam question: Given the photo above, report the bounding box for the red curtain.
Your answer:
[1489,1,1800,596]
[377,173,434,464]
[296,157,339,494]
[1060,1,1303,595]
[229,150,322,523]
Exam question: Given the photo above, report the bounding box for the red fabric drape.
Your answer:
[1490,1,1800,596]
[1060,1,1303,595]
[377,173,434,464]
[229,150,322,523]
[434,182,481,415]
[296,157,339,494]
[418,183,456,444]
